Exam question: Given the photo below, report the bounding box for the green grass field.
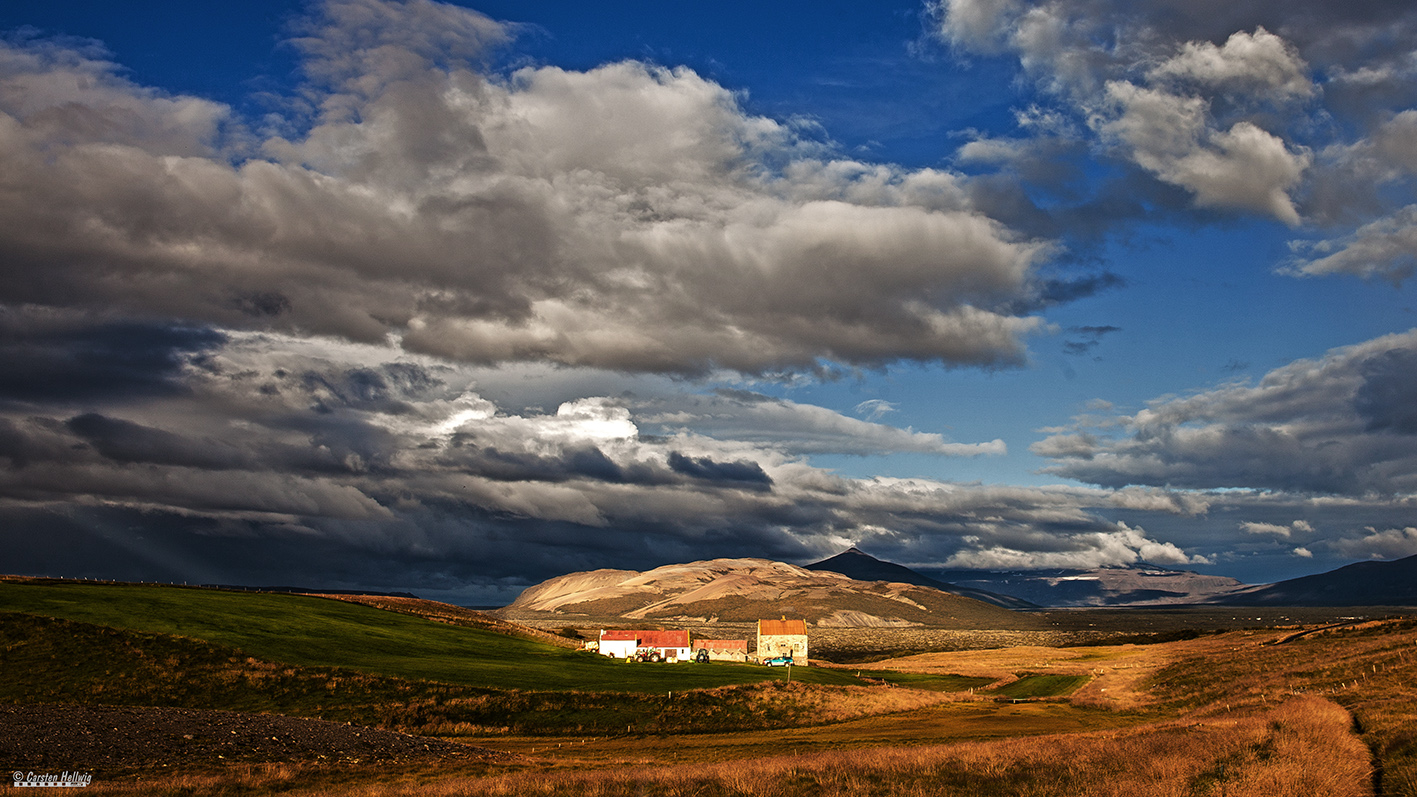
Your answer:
[989,674,1090,699]
[858,671,995,692]
[0,581,863,693]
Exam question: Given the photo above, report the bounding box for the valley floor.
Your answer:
[21,618,1417,796]
[5,579,1415,796]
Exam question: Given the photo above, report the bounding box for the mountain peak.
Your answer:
[806,548,1036,610]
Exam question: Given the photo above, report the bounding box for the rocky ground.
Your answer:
[0,704,515,772]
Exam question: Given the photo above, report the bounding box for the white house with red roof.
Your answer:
[597,629,692,661]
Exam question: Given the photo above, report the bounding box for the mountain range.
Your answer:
[804,547,1037,609]
[499,548,1417,621]
[919,564,1249,607]
[920,555,1417,608]
[497,557,1038,628]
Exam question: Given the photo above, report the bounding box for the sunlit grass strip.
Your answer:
[991,674,1090,699]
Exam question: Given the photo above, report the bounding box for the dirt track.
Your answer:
[0,704,513,771]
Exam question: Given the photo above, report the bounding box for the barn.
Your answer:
[639,629,691,661]
[756,618,808,664]
[695,639,749,662]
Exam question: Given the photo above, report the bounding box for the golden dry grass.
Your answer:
[81,696,1370,797]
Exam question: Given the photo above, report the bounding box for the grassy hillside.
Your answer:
[0,580,860,693]
[1147,617,1417,795]
[0,611,964,737]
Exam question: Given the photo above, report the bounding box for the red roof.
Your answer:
[639,629,690,648]
[599,629,690,647]
[758,619,807,636]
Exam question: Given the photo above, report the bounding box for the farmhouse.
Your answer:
[756,618,808,664]
[597,629,692,661]
[695,639,748,662]
[597,629,641,659]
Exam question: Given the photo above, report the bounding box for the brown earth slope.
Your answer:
[498,557,1039,629]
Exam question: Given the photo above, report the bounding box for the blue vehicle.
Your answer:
[764,655,793,667]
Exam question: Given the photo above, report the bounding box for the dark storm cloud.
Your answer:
[299,363,441,413]
[0,326,1229,600]
[65,413,252,470]
[666,451,773,488]
[0,318,224,403]
[0,417,80,468]
[1355,347,1417,435]
[436,442,672,486]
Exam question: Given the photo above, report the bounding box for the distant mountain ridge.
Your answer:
[918,564,1250,607]
[498,557,1038,629]
[923,555,1417,608]
[804,547,1037,609]
[1208,554,1417,606]
[500,552,1417,620]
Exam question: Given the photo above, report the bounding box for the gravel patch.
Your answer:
[0,703,514,771]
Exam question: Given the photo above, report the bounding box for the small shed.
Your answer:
[756,618,808,664]
[695,639,748,662]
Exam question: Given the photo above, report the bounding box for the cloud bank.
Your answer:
[0,321,1214,601]
[0,0,1060,377]
[1033,330,1417,495]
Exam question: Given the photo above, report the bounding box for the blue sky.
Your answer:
[2,0,1416,603]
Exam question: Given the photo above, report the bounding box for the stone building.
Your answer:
[756,617,808,664]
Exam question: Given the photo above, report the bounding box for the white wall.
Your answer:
[600,639,638,658]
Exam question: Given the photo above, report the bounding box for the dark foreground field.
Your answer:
[3,577,1416,795]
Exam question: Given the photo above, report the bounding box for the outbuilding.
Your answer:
[695,639,749,662]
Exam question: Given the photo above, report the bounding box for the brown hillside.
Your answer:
[498,558,1038,629]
